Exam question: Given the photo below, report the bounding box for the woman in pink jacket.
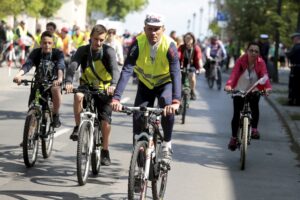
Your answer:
[224,42,272,151]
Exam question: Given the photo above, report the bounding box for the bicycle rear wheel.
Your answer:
[41,110,54,158]
[240,117,249,170]
[128,140,149,200]
[23,109,39,168]
[77,121,92,185]
[91,123,101,175]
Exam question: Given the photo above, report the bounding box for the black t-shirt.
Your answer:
[22,48,65,80]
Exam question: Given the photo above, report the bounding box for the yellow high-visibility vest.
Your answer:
[134,33,172,89]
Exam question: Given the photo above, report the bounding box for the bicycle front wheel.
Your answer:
[152,142,168,200]
[41,110,54,158]
[91,124,101,175]
[128,140,149,200]
[23,109,39,168]
[240,117,249,170]
[77,121,92,185]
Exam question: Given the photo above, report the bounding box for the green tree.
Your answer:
[87,0,149,21]
[39,0,63,18]
[0,0,62,19]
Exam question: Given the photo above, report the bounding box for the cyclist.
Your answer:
[13,30,65,130]
[105,27,124,70]
[14,20,35,64]
[178,32,202,100]
[45,22,63,50]
[224,41,272,151]
[65,24,120,166]
[204,35,227,75]
[111,13,181,165]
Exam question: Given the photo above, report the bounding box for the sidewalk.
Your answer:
[265,67,300,151]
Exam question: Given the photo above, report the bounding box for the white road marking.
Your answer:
[54,128,71,138]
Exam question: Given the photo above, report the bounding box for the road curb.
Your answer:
[265,96,300,152]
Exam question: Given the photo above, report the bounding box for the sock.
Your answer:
[162,141,172,149]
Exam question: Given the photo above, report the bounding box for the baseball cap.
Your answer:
[144,13,164,27]
[290,32,300,39]
[61,27,68,33]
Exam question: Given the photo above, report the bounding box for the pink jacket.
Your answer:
[226,54,272,90]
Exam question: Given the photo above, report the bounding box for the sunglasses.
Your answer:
[248,49,259,54]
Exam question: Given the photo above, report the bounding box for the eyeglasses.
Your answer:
[248,49,259,54]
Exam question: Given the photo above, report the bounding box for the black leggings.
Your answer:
[231,94,260,137]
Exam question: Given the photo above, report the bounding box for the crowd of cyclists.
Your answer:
[8,12,278,185]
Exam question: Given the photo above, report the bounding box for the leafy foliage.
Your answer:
[87,0,149,20]
[0,0,62,18]
[223,0,299,47]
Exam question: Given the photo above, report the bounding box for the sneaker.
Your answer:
[228,137,238,151]
[70,126,79,141]
[52,114,61,128]
[101,149,111,166]
[161,147,173,166]
[251,129,260,139]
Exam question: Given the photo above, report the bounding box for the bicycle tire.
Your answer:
[128,140,148,200]
[41,110,54,158]
[77,121,92,185]
[23,109,39,168]
[240,117,249,170]
[91,124,101,175]
[181,93,188,124]
[151,141,168,200]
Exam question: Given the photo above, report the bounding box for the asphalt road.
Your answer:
[0,66,299,200]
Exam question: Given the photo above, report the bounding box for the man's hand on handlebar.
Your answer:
[163,103,180,116]
[13,76,22,85]
[111,100,123,112]
[106,86,115,96]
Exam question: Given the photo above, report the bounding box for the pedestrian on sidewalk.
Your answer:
[286,32,300,105]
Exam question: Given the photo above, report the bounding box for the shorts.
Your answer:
[79,85,112,124]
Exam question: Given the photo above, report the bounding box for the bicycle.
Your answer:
[205,58,222,90]
[19,79,56,168]
[121,106,170,200]
[227,75,268,170]
[179,66,191,124]
[72,87,106,186]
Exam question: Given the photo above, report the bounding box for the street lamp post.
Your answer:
[199,7,203,39]
[187,19,191,32]
[192,12,196,34]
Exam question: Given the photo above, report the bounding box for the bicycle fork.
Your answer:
[80,112,95,155]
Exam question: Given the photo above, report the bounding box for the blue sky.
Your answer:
[123,0,218,38]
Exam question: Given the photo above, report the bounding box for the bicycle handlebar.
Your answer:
[121,106,164,115]
[72,88,108,96]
